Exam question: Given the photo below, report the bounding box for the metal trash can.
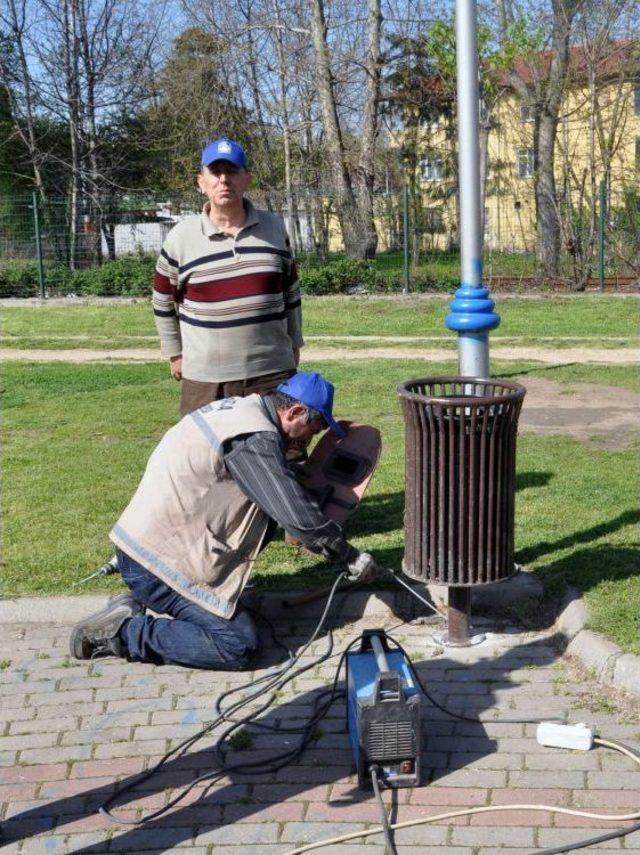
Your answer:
[397,377,526,643]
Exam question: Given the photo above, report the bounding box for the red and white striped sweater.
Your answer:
[152,200,303,382]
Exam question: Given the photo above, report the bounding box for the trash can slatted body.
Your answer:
[398,378,526,586]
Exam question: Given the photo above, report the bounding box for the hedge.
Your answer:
[0,256,156,298]
[0,254,459,298]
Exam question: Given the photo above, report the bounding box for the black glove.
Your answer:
[345,552,378,583]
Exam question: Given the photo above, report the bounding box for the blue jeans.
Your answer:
[116,550,259,670]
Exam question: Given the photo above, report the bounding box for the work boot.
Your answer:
[70,593,144,660]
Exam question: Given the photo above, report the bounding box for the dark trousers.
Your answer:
[116,550,259,670]
[179,368,295,417]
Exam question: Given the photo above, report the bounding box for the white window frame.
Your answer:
[419,154,444,182]
[517,147,535,179]
[520,100,535,123]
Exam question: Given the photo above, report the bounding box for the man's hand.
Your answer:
[169,355,183,380]
[345,552,378,583]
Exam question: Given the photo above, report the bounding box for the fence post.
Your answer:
[403,182,410,294]
[598,179,606,293]
[31,191,45,299]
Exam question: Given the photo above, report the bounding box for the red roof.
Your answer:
[495,39,640,88]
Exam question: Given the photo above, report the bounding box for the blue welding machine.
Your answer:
[346,629,421,788]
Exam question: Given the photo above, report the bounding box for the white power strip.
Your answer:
[536,721,594,751]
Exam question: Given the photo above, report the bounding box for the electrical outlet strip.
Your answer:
[536,722,594,751]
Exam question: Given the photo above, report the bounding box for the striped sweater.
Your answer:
[153,200,303,382]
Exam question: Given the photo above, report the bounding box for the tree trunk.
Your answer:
[309,0,363,257]
[1,0,47,199]
[534,109,561,274]
[243,1,276,212]
[355,0,382,259]
[497,0,583,276]
[77,0,102,263]
[273,0,301,252]
[62,0,83,270]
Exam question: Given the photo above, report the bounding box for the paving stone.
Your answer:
[0,615,638,855]
[18,745,93,765]
[508,770,587,789]
[0,732,60,751]
[195,822,280,844]
[9,715,78,735]
[537,827,622,848]
[279,821,368,844]
[451,826,536,846]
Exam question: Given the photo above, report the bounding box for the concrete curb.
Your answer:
[1,574,638,698]
[553,587,640,697]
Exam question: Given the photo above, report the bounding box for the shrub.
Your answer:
[0,255,155,297]
[69,255,155,296]
[0,261,41,298]
[299,257,386,294]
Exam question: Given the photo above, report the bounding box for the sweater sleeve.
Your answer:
[223,431,358,564]
[152,234,182,359]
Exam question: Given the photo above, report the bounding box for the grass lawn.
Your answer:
[0,294,638,349]
[2,357,638,653]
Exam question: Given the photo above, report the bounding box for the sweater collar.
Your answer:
[200,199,259,237]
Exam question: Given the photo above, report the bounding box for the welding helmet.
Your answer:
[277,371,346,437]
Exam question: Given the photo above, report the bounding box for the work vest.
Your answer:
[110,395,278,618]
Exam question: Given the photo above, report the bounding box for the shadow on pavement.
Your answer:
[3,632,564,853]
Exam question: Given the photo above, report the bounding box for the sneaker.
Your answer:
[70,593,144,660]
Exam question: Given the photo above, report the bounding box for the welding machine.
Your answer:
[346,629,421,788]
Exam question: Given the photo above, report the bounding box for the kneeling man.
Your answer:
[71,372,376,670]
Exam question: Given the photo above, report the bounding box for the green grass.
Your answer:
[0,295,637,349]
[2,357,639,652]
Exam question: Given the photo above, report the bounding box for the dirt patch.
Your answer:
[518,377,640,450]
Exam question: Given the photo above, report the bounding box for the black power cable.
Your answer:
[370,766,398,855]
[533,821,640,855]
[99,562,638,855]
[99,572,361,825]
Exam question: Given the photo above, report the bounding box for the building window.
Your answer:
[517,147,534,179]
[635,85,640,115]
[420,110,440,130]
[520,100,535,123]
[424,208,445,233]
[419,154,444,181]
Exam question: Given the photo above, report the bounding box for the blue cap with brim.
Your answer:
[277,372,346,437]
[201,138,247,169]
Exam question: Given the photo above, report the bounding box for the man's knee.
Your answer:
[205,610,259,671]
[226,644,259,671]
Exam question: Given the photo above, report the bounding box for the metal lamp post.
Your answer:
[445,0,500,374]
[441,0,500,644]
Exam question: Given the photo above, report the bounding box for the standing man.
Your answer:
[153,137,303,416]
[70,372,377,670]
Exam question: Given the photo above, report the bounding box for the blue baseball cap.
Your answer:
[201,137,247,170]
[277,372,346,437]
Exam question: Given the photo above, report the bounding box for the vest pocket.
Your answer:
[206,528,233,555]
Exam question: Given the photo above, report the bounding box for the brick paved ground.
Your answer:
[1,611,639,854]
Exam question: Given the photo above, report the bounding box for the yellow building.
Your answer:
[409,40,640,255]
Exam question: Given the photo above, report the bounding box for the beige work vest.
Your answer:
[110,395,278,618]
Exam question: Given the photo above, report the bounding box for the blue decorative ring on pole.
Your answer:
[445,284,501,333]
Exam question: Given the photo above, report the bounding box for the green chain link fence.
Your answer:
[0,184,637,298]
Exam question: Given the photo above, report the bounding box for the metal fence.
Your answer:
[1,185,638,297]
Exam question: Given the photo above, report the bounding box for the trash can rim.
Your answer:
[397,375,526,407]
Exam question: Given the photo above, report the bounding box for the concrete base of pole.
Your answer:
[431,586,486,647]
